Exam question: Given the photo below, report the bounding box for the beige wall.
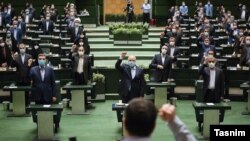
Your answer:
[104,0,145,23]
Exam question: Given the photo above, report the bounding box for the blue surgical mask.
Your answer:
[38,60,46,68]
[128,61,136,68]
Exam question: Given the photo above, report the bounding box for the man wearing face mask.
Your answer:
[11,43,33,109]
[9,20,22,45]
[149,45,174,98]
[240,36,250,67]
[179,1,188,18]
[68,18,85,42]
[29,53,60,132]
[40,14,54,35]
[198,37,215,64]
[0,39,12,67]
[29,41,43,66]
[167,37,181,63]
[17,15,26,36]
[115,52,146,103]
[199,56,225,103]
[69,46,92,85]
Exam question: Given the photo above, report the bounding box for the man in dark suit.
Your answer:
[68,18,85,42]
[29,53,60,132]
[11,43,33,86]
[199,56,224,103]
[7,3,15,19]
[17,15,26,36]
[115,52,146,103]
[9,20,23,45]
[68,46,92,85]
[40,15,54,35]
[29,53,56,104]
[149,45,172,82]
[11,43,33,108]
[239,36,250,67]
[149,45,174,98]
[166,37,181,63]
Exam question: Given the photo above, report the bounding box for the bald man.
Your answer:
[115,52,146,103]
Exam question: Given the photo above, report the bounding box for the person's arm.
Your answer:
[149,55,158,69]
[168,116,197,141]
[159,104,196,141]
[115,52,126,71]
[139,69,146,97]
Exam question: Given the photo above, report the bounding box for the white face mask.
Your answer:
[20,48,26,54]
[78,51,84,56]
[204,42,209,46]
[246,41,250,45]
[128,61,136,68]
[172,29,177,33]
[34,45,39,49]
[161,49,167,55]
[169,42,175,46]
[208,62,215,69]
[0,43,4,47]
[204,32,209,36]
[79,42,84,46]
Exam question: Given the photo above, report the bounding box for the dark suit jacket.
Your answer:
[17,21,26,35]
[9,28,22,44]
[11,53,32,85]
[115,59,145,101]
[68,52,92,84]
[41,20,54,35]
[149,54,172,82]
[68,26,84,42]
[239,46,250,66]
[29,66,56,103]
[198,64,224,103]
[0,45,12,66]
[167,47,181,63]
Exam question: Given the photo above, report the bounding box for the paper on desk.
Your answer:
[9,86,17,88]
[43,105,51,107]
[206,103,214,105]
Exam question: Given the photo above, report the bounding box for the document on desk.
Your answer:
[43,105,51,107]
[9,86,17,88]
[206,103,214,106]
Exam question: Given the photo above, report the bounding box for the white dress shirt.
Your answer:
[241,11,246,20]
[21,54,25,64]
[46,21,49,31]
[14,29,17,40]
[131,66,136,79]
[208,69,216,89]
[40,68,45,81]
[0,15,2,26]
[170,48,175,57]
[141,4,151,13]
[161,54,165,64]
[25,15,29,23]
[77,57,84,73]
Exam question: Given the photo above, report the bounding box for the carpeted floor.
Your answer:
[0,99,249,141]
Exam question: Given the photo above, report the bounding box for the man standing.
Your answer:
[199,56,224,103]
[204,0,213,18]
[29,53,56,104]
[68,46,92,85]
[124,1,134,23]
[115,52,146,103]
[141,0,151,24]
[149,45,172,82]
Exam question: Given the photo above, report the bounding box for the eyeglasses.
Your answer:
[38,58,46,60]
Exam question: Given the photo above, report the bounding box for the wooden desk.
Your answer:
[193,102,231,139]
[62,83,93,114]
[240,82,250,115]
[146,82,176,108]
[2,84,31,117]
[27,104,63,140]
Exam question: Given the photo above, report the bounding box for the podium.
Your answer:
[146,82,176,108]
[27,104,63,141]
[62,83,93,114]
[112,103,128,137]
[193,102,231,139]
[2,84,31,117]
[240,81,250,115]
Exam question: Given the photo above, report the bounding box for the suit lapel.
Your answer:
[125,66,132,80]
[158,54,163,65]
[36,67,43,81]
